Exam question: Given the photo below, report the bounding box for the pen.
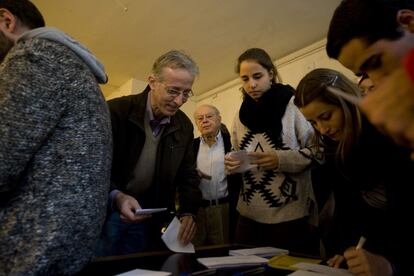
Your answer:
[356,236,366,250]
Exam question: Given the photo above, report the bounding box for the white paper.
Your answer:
[292,263,353,276]
[161,216,195,253]
[135,208,167,215]
[115,268,171,276]
[229,246,289,258]
[226,151,258,173]
[197,255,268,269]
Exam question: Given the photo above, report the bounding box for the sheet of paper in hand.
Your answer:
[227,150,258,173]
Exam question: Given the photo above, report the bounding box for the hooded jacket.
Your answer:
[0,27,112,275]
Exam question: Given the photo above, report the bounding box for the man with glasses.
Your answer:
[192,105,241,246]
[97,50,202,256]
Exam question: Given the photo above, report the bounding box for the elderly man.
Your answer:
[192,104,241,246]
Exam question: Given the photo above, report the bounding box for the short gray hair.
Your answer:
[152,50,199,81]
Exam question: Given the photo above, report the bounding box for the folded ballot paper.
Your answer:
[197,255,268,269]
[229,247,289,258]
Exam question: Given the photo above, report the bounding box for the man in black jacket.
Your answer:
[97,50,202,255]
[192,104,241,245]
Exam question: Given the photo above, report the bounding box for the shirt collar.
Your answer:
[146,90,170,125]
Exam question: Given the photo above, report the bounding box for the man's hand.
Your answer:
[115,191,151,223]
[177,215,196,245]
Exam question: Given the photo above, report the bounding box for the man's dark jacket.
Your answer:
[108,88,201,216]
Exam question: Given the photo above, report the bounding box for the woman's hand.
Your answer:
[224,155,241,174]
[248,151,279,170]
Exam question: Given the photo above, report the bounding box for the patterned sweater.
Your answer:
[231,97,321,224]
[0,28,112,275]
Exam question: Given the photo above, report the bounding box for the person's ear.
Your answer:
[148,74,157,90]
[397,9,414,33]
[0,8,17,33]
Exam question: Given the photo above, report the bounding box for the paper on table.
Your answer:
[226,151,258,173]
[292,263,353,276]
[197,255,268,269]
[229,246,289,258]
[115,268,171,276]
[268,255,321,271]
[135,208,167,215]
[161,216,195,253]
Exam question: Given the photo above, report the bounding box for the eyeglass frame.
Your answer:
[157,80,194,100]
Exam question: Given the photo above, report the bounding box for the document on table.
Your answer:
[226,150,258,173]
[161,216,195,253]
[115,268,171,276]
[229,246,289,258]
[290,263,353,276]
[268,255,321,271]
[197,255,268,269]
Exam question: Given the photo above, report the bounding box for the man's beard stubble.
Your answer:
[0,30,14,64]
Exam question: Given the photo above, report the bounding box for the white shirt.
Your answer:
[197,131,228,200]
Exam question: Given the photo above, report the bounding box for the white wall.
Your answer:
[189,39,356,137]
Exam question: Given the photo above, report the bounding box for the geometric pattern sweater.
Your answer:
[231,97,321,225]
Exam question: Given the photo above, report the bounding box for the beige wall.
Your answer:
[189,39,356,137]
[104,39,356,138]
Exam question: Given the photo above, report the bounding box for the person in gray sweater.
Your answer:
[0,0,112,275]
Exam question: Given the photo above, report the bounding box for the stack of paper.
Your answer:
[267,255,322,271]
[289,263,353,276]
[229,247,289,258]
[197,255,268,269]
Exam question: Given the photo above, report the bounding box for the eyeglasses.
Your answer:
[158,81,194,100]
[195,113,216,122]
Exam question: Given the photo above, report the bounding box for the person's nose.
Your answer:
[249,79,257,89]
[316,121,330,135]
[172,93,187,106]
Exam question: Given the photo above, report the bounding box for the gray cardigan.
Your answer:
[0,29,112,275]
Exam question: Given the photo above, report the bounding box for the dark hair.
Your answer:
[0,0,45,29]
[326,0,414,59]
[235,48,281,84]
[294,68,362,163]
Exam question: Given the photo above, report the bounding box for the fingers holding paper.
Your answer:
[115,191,151,223]
[248,151,279,170]
[224,155,242,174]
[177,215,196,245]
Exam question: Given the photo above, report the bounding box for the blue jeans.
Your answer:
[95,211,151,256]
